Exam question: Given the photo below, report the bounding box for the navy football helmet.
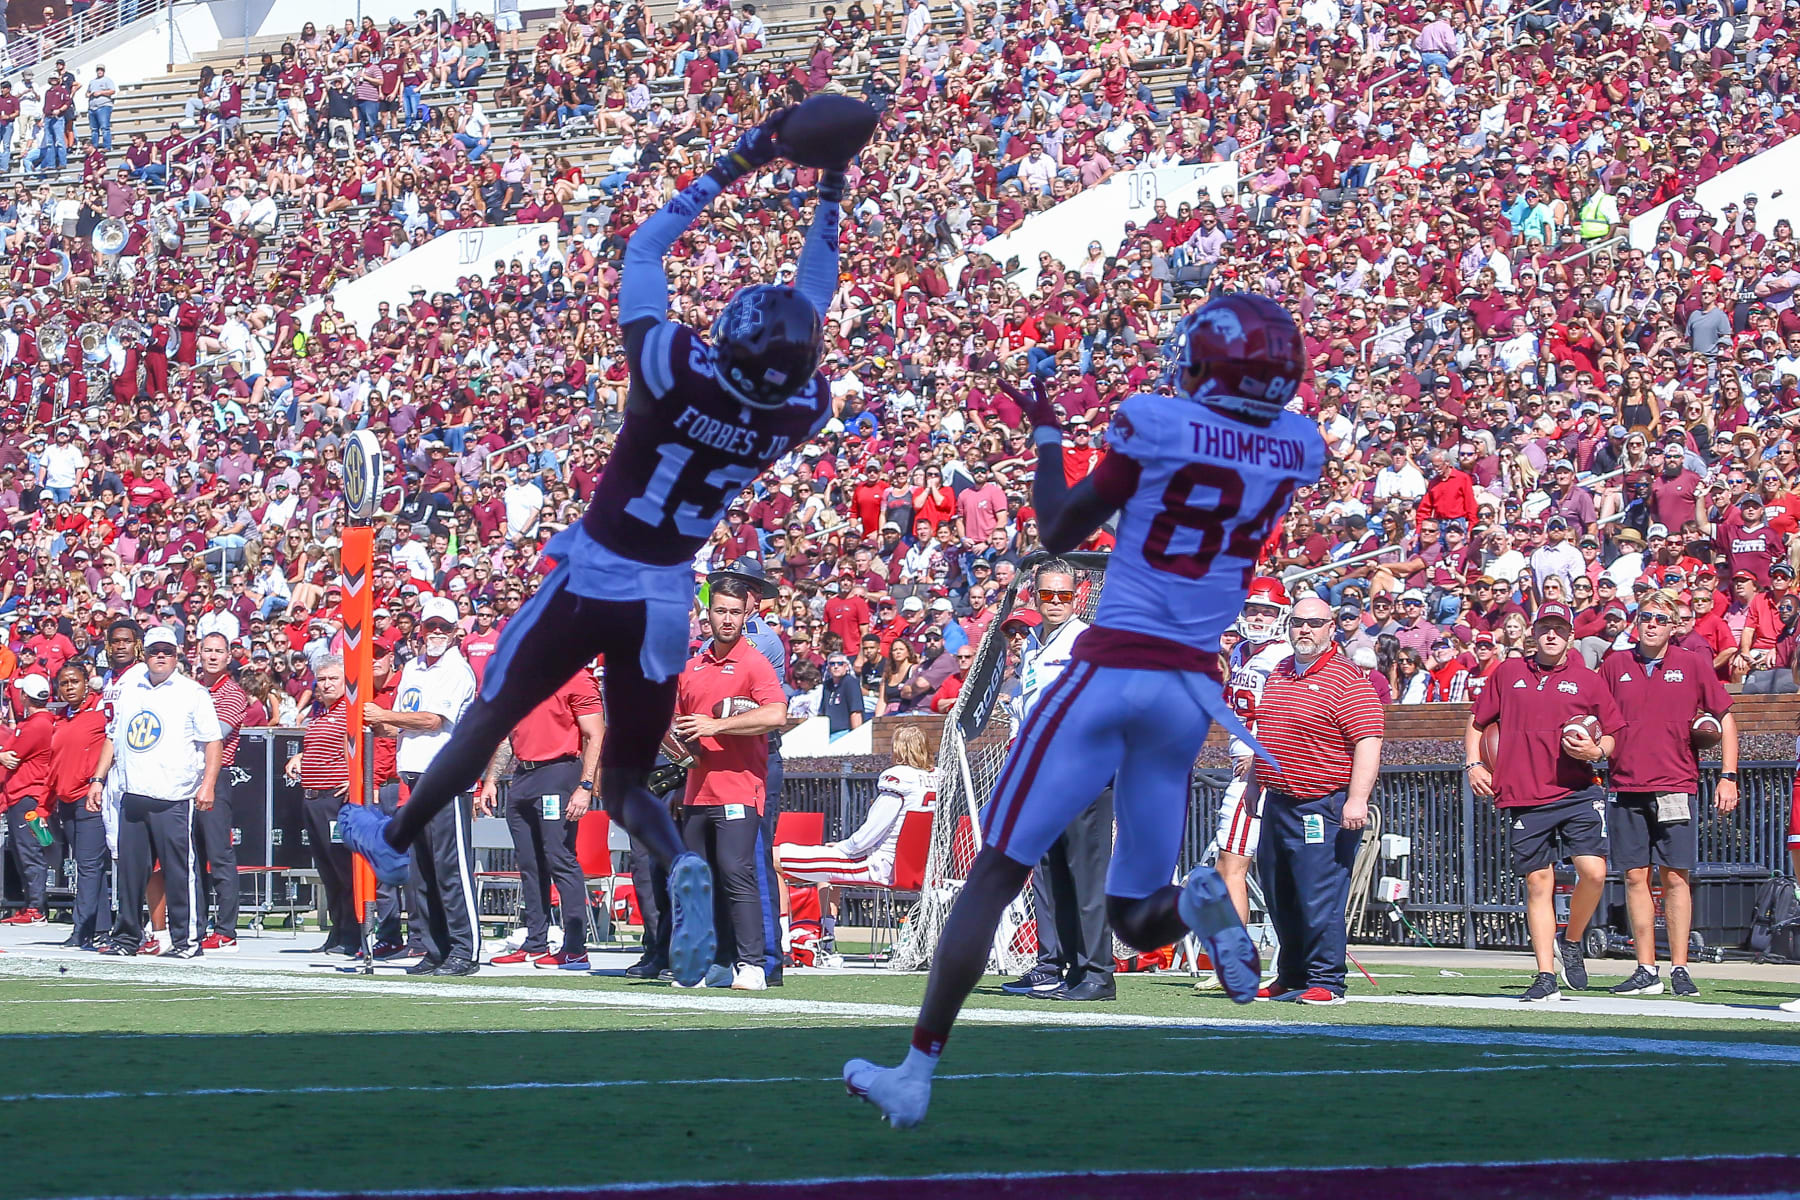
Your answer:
[1162,293,1305,422]
[710,284,824,409]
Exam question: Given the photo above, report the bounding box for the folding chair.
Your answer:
[574,810,628,946]
[775,811,825,846]
[839,809,935,961]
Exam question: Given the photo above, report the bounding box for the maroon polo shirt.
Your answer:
[1469,653,1625,808]
[1600,645,1732,794]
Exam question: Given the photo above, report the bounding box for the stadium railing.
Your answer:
[782,759,1793,955]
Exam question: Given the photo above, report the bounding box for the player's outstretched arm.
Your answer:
[618,108,790,407]
[794,168,845,317]
[999,374,1123,555]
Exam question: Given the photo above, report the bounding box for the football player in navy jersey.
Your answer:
[341,107,845,989]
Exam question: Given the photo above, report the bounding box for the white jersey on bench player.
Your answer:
[777,764,936,885]
[1217,578,1295,859]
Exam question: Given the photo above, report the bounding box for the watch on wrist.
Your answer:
[1720,771,1739,782]
[576,779,594,791]
[1463,762,1482,771]
[88,776,104,784]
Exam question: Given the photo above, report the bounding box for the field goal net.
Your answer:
[890,551,1111,977]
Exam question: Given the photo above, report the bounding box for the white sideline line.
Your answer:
[44,1152,1800,1200]
[1,956,1799,1067]
[0,1060,1727,1105]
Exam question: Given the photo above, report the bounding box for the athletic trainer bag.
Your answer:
[1746,876,1800,956]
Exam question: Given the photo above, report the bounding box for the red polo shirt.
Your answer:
[510,669,601,763]
[677,636,783,812]
[1252,646,1385,800]
[4,709,53,806]
[1469,653,1625,808]
[49,694,108,804]
[1600,645,1732,793]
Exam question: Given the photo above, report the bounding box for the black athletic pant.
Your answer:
[5,798,48,911]
[56,801,108,944]
[506,759,587,956]
[193,772,240,936]
[681,804,763,970]
[114,792,196,953]
[388,587,681,883]
[404,773,479,965]
[302,789,358,946]
[1030,789,1115,986]
[630,833,670,963]
[374,781,407,946]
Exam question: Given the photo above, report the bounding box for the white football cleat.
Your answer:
[1780,996,1800,1014]
[731,963,767,991]
[843,1058,930,1129]
[673,963,734,990]
[667,851,717,988]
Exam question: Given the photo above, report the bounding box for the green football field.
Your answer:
[7,952,1800,1200]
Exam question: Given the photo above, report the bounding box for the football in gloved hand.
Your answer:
[774,93,879,168]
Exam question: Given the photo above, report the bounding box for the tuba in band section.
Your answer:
[39,316,70,362]
[151,208,183,254]
[93,218,129,281]
[108,318,145,360]
[78,322,109,365]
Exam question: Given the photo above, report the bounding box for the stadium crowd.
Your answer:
[0,0,1796,731]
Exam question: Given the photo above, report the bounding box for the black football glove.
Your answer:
[998,372,1060,433]
[715,106,791,180]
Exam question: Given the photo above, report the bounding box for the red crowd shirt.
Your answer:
[463,624,502,683]
[510,669,601,763]
[1469,654,1625,808]
[1252,646,1385,800]
[4,709,54,806]
[207,672,251,767]
[297,695,350,791]
[49,694,108,804]
[1600,645,1732,793]
[676,636,784,812]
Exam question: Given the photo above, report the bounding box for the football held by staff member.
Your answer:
[1600,588,1738,997]
[1466,601,1624,1003]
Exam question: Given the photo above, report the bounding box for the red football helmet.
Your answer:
[1236,576,1292,643]
[1164,294,1305,421]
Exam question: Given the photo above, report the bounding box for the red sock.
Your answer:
[911,1026,948,1058]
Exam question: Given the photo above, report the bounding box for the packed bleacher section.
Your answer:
[0,0,1799,721]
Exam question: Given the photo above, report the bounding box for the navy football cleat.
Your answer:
[337,802,411,885]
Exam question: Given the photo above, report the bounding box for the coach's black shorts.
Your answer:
[1508,786,1609,875]
[1610,791,1697,872]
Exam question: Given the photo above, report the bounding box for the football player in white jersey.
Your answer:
[1194,577,1291,991]
[845,294,1326,1127]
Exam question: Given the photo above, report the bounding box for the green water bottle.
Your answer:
[21,809,52,848]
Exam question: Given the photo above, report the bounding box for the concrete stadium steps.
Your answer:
[16,10,1205,236]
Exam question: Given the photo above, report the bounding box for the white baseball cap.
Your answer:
[17,675,49,701]
[144,627,179,652]
[420,596,459,626]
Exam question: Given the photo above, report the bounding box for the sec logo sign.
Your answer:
[400,688,423,713]
[124,711,162,751]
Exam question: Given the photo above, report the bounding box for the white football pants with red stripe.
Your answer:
[979,661,1221,901]
[1215,775,1262,859]
[776,843,890,886]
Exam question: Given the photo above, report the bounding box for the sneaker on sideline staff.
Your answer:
[194,633,250,952]
[480,665,604,970]
[86,626,223,958]
[49,663,110,949]
[1466,600,1623,1003]
[365,597,478,975]
[672,576,788,992]
[1252,595,1385,1006]
[1600,587,1738,998]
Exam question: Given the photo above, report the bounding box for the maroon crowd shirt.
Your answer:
[1469,655,1625,808]
[1600,645,1732,794]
